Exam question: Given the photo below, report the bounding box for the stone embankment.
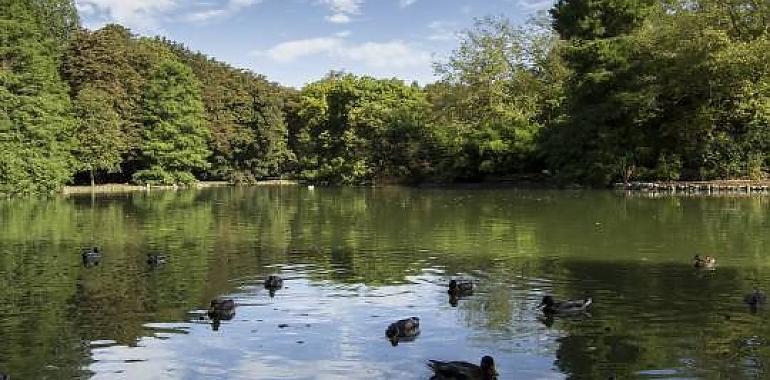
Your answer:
[614,181,770,195]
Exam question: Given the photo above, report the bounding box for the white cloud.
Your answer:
[265,37,344,62]
[335,30,352,38]
[184,0,263,23]
[427,21,457,41]
[517,0,554,10]
[338,41,430,69]
[319,0,362,14]
[261,35,431,70]
[318,0,362,23]
[325,13,352,24]
[76,0,262,31]
[75,0,177,31]
[399,0,417,7]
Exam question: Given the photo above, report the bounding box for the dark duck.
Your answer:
[385,317,420,346]
[428,356,498,380]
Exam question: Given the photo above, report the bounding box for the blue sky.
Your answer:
[75,0,554,88]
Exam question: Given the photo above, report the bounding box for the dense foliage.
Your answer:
[2,0,770,192]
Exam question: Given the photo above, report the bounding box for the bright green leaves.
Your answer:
[0,1,75,194]
[133,59,210,185]
[293,73,431,184]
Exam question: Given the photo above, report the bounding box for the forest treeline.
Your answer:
[2,0,770,193]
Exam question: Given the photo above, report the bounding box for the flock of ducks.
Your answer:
[382,278,593,379]
[75,248,767,380]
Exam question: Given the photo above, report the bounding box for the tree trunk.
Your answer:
[90,169,95,188]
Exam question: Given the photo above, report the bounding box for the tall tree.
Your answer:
[293,73,431,184]
[430,16,567,180]
[0,0,75,194]
[72,86,125,186]
[161,40,293,183]
[134,59,210,185]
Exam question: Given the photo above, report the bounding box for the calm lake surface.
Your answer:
[1,187,770,379]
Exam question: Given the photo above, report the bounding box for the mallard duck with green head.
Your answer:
[428,355,498,380]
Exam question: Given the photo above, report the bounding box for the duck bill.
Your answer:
[535,302,545,310]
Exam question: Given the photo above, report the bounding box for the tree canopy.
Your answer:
[3,0,770,193]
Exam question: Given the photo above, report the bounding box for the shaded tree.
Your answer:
[134,59,210,185]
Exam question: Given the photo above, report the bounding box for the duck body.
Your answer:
[693,255,716,269]
[82,247,101,266]
[448,280,474,296]
[147,254,167,266]
[428,356,497,380]
[744,289,766,309]
[264,275,283,289]
[385,317,420,345]
[207,299,236,321]
[538,295,592,315]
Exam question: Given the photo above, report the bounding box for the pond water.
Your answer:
[1,187,770,379]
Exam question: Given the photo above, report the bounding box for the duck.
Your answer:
[744,288,766,310]
[264,275,283,289]
[537,295,592,315]
[448,279,474,296]
[385,317,420,346]
[147,254,167,266]
[428,356,498,380]
[82,247,101,266]
[693,254,716,269]
[207,299,236,321]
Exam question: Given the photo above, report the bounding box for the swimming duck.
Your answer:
[207,299,236,321]
[147,254,167,266]
[693,254,716,269]
[744,288,766,310]
[448,279,474,296]
[82,247,101,266]
[428,356,498,380]
[264,275,283,289]
[537,295,592,315]
[385,317,420,346]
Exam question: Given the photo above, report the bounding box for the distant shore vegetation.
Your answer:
[2,0,770,194]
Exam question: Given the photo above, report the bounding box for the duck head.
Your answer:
[448,280,458,291]
[537,296,555,309]
[480,356,497,378]
[386,325,400,346]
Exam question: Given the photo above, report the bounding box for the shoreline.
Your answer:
[62,180,299,195]
[61,178,770,196]
[614,180,770,195]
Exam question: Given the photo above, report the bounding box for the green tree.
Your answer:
[0,0,75,194]
[160,39,293,182]
[134,59,210,185]
[293,73,431,184]
[430,15,567,180]
[72,86,125,186]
